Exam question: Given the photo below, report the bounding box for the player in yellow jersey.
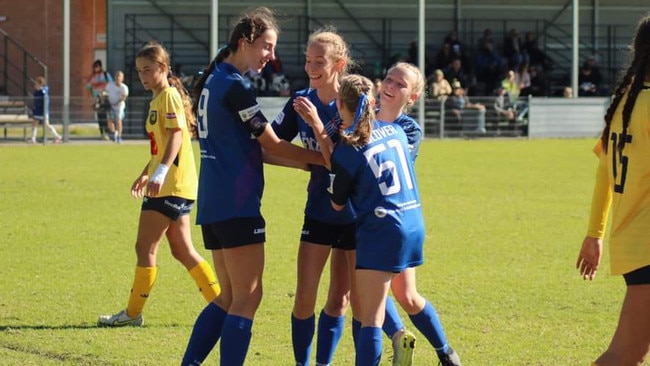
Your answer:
[98,41,220,327]
[577,14,650,366]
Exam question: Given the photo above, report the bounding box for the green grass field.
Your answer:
[0,138,622,365]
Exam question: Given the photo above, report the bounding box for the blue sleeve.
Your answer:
[330,144,357,206]
[225,80,268,137]
[396,116,423,162]
[271,95,299,141]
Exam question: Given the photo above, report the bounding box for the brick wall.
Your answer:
[0,0,106,99]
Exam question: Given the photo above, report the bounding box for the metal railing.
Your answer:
[0,28,48,97]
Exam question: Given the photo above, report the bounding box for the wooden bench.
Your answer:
[0,101,32,140]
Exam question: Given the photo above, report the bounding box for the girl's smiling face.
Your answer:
[244,29,277,74]
[380,66,418,110]
[304,41,342,90]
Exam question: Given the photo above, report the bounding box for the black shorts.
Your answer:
[300,216,356,251]
[624,265,650,285]
[141,196,193,221]
[202,216,266,250]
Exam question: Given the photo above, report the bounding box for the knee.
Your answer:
[393,291,424,314]
[323,291,350,315]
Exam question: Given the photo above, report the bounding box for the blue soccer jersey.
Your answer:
[272,88,355,224]
[330,121,425,272]
[196,62,268,224]
[33,86,49,119]
[390,113,422,163]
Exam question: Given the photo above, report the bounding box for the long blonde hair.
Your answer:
[339,75,375,146]
[307,26,355,81]
[386,62,425,112]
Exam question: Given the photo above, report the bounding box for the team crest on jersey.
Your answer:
[238,104,260,122]
[149,111,157,125]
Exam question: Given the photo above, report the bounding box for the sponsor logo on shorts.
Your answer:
[301,229,310,235]
[253,227,265,235]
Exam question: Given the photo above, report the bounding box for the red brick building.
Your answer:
[0,0,106,98]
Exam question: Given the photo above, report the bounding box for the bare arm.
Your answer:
[257,124,325,167]
[146,128,183,197]
[293,96,334,170]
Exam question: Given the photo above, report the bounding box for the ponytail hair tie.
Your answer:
[346,93,367,133]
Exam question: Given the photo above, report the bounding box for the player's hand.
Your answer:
[576,236,603,281]
[146,180,163,198]
[293,97,321,128]
[131,175,148,198]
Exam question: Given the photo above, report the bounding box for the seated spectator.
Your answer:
[517,64,532,96]
[443,57,470,90]
[261,55,289,96]
[476,28,506,91]
[446,80,486,133]
[501,70,528,120]
[493,86,516,122]
[578,64,600,96]
[435,42,455,71]
[428,69,452,100]
[580,55,604,96]
[522,32,554,71]
[503,28,529,70]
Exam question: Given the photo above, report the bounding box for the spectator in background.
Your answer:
[501,70,528,120]
[85,59,113,140]
[503,28,529,70]
[434,42,455,71]
[517,63,532,96]
[563,86,574,98]
[476,28,505,91]
[443,30,471,73]
[580,56,604,96]
[105,70,129,143]
[28,76,61,144]
[579,63,600,96]
[444,58,470,90]
[522,32,553,72]
[493,86,516,122]
[446,80,486,133]
[373,77,383,104]
[428,69,452,100]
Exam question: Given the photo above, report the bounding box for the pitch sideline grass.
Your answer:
[0,138,621,365]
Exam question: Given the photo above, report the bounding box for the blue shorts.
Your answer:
[300,216,355,250]
[141,196,193,221]
[624,265,650,285]
[201,216,266,250]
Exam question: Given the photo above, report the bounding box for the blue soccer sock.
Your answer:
[220,315,253,366]
[408,300,449,355]
[355,326,383,366]
[315,310,345,365]
[182,302,227,365]
[292,313,315,365]
[352,317,362,349]
[382,296,403,339]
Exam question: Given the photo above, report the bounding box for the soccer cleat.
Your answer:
[438,347,461,366]
[392,329,416,366]
[97,309,143,327]
[54,136,62,144]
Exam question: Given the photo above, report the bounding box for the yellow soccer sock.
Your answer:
[591,363,600,366]
[126,266,157,317]
[189,260,220,302]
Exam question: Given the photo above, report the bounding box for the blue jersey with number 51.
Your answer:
[330,121,424,272]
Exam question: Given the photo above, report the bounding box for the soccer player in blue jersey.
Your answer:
[273,28,416,366]
[180,7,324,366]
[296,72,460,365]
[375,62,461,366]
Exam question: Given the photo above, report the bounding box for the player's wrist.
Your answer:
[150,164,169,184]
